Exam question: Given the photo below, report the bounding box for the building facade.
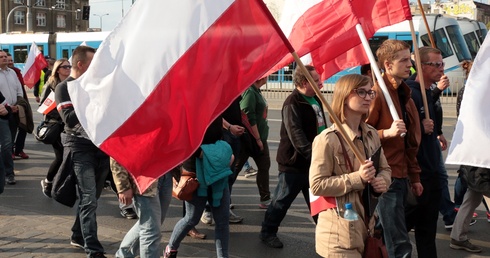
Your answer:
[0,0,89,33]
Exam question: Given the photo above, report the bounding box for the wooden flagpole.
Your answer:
[417,0,436,48]
[409,20,430,120]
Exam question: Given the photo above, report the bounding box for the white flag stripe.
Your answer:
[446,35,490,168]
[68,1,234,144]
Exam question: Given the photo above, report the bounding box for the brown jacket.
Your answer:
[309,122,391,257]
[366,74,421,183]
[110,158,158,196]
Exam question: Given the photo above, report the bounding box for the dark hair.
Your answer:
[71,46,96,71]
[293,65,316,87]
[360,64,371,76]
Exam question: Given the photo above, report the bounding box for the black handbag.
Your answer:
[35,120,63,144]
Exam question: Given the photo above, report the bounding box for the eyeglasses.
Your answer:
[422,61,445,68]
[59,65,72,70]
[353,89,376,99]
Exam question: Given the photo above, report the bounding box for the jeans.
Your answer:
[377,178,412,258]
[223,130,241,193]
[261,172,312,236]
[437,146,456,225]
[168,187,230,258]
[0,118,14,178]
[235,141,271,202]
[70,149,110,257]
[116,174,172,258]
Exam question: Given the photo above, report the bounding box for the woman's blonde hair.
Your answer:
[330,74,372,123]
[46,58,69,88]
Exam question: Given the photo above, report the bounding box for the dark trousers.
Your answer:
[14,127,27,153]
[261,172,316,236]
[235,141,270,202]
[223,130,241,193]
[46,137,63,181]
[406,176,441,258]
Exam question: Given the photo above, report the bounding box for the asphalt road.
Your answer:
[1,98,489,258]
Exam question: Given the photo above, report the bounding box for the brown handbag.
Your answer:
[172,170,199,201]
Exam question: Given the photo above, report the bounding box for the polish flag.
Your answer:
[37,91,56,115]
[68,0,291,192]
[446,36,490,168]
[309,189,336,216]
[272,0,412,80]
[22,42,48,89]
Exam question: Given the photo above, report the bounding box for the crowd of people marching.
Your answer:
[1,40,489,258]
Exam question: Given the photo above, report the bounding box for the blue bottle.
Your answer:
[344,202,359,221]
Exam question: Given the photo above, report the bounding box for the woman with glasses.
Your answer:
[309,74,391,257]
[39,58,71,198]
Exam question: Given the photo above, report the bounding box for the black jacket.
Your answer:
[276,89,326,174]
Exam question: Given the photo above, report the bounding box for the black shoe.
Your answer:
[70,237,84,249]
[89,252,107,258]
[120,207,138,219]
[41,179,52,198]
[260,234,284,248]
[6,175,16,185]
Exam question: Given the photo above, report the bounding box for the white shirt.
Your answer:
[0,67,23,105]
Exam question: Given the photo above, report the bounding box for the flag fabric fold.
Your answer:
[446,36,490,168]
[22,42,48,88]
[68,0,290,192]
[272,0,412,80]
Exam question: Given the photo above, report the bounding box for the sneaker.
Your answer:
[486,212,490,222]
[120,207,137,219]
[40,179,52,198]
[259,200,271,209]
[164,246,178,258]
[244,167,258,178]
[449,239,482,253]
[454,207,478,218]
[201,210,213,225]
[89,252,107,258]
[229,209,243,223]
[6,175,16,185]
[70,237,84,249]
[445,219,476,230]
[260,234,284,248]
[15,151,29,159]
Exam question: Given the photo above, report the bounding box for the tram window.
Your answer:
[463,33,479,59]
[369,36,388,54]
[421,28,453,59]
[62,49,69,59]
[13,45,28,63]
[446,25,472,61]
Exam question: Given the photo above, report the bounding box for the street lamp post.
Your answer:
[93,13,109,30]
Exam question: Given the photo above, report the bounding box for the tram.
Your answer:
[0,31,109,70]
[456,17,488,59]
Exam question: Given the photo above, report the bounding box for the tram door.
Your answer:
[60,45,78,60]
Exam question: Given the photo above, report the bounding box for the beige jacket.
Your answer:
[309,122,391,257]
[110,158,158,197]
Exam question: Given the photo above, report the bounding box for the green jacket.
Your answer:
[240,86,269,141]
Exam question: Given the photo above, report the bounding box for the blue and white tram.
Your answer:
[368,14,472,93]
[457,17,487,59]
[0,31,109,70]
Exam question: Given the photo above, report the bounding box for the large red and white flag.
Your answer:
[272,0,412,80]
[446,36,490,168]
[68,0,291,192]
[22,42,48,88]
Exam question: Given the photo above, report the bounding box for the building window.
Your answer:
[56,0,66,9]
[14,11,25,25]
[37,13,46,26]
[36,0,46,6]
[14,0,23,4]
[57,15,66,28]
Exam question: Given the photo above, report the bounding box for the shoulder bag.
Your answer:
[34,120,63,144]
[172,170,199,201]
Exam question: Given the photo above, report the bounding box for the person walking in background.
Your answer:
[39,58,70,197]
[405,46,445,258]
[366,39,423,258]
[6,52,30,160]
[0,50,23,185]
[112,158,173,258]
[309,74,390,257]
[260,65,326,248]
[55,46,110,258]
[164,116,233,258]
[235,77,272,209]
